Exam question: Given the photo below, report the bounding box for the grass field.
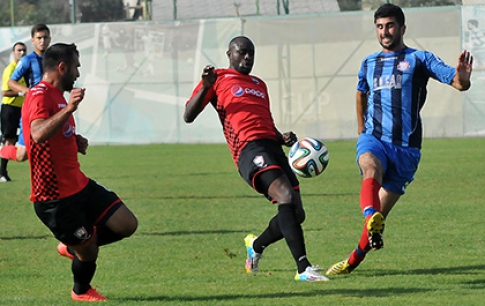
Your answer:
[0,137,484,305]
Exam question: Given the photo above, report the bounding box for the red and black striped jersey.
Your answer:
[22,81,89,202]
[187,68,278,165]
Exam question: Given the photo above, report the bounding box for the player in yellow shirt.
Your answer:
[0,42,27,182]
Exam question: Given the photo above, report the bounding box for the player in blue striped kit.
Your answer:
[327,3,473,275]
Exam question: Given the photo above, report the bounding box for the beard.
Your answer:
[379,34,403,51]
[237,62,253,75]
[62,77,74,92]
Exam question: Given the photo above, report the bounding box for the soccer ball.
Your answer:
[288,137,329,178]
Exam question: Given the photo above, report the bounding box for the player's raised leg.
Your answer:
[268,174,328,281]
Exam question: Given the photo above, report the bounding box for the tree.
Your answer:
[0,0,125,26]
[78,0,125,22]
[338,0,460,11]
[0,1,39,26]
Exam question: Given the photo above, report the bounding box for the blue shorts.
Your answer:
[17,119,25,147]
[356,133,421,195]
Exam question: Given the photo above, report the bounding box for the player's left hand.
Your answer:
[452,50,473,91]
[76,134,89,155]
[282,132,297,147]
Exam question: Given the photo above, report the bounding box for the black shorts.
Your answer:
[238,139,299,198]
[34,179,123,246]
[0,104,21,139]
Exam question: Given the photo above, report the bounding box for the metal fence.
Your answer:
[1,5,484,144]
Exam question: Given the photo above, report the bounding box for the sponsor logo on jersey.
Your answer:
[373,74,402,90]
[231,85,244,97]
[62,122,75,137]
[231,85,266,99]
[380,56,397,61]
[245,88,265,99]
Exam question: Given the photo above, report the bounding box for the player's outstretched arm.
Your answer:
[451,50,473,91]
[184,65,217,123]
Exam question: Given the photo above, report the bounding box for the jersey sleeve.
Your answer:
[2,64,13,91]
[357,58,369,93]
[10,57,28,81]
[421,51,455,85]
[25,90,52,125]
[186,80,217,109]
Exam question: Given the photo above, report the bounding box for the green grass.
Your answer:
[1,137,484,305]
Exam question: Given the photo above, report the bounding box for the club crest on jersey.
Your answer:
[231,85,244,97]
[74,226,91,240]
[397,60,410,72]
[251,77,260,84]
[253,155,267,168]
[62,122,75,137]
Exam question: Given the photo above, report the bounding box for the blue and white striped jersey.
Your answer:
[357,47,455,149]
[10,52,43,88]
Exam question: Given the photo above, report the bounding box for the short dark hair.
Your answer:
[374,3,405,27]
[228,36,253,50]
[31,23,50,37]
[43,43,79,71]
[12,42,26,51]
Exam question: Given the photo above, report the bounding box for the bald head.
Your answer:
[228,36,253,50]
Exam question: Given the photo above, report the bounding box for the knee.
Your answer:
[123,216,138,237]
[274,188,295,204]
[73,240,99,261]
[17,148,28,162]
[111,205,138,238]
[296,208,306,224]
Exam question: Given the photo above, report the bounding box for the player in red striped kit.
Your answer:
[185,36,328,282]
[22,43,138,301]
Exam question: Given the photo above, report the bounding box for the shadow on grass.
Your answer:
[154,192,356,200]
[0,234,50,240]
[141,229,248,236]
[267,264,485,279]
[461,279,485,288]
[140,226,328,237]
[118,287,430,302]
[362,264,485,277]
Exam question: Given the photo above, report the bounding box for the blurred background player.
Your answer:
[326,3,473,276]
[185,36,329,282]
[466,19,485,70]
[3,23,51,176]
[22,43,138,302]
[0,42,27,181]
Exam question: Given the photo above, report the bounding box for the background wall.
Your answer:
[0,5,484,145]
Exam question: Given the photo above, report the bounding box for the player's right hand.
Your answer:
[67,88,86,112]
[282,131,297,147]
[201,65,217,87]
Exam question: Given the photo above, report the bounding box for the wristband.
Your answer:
[17,92,23,97]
